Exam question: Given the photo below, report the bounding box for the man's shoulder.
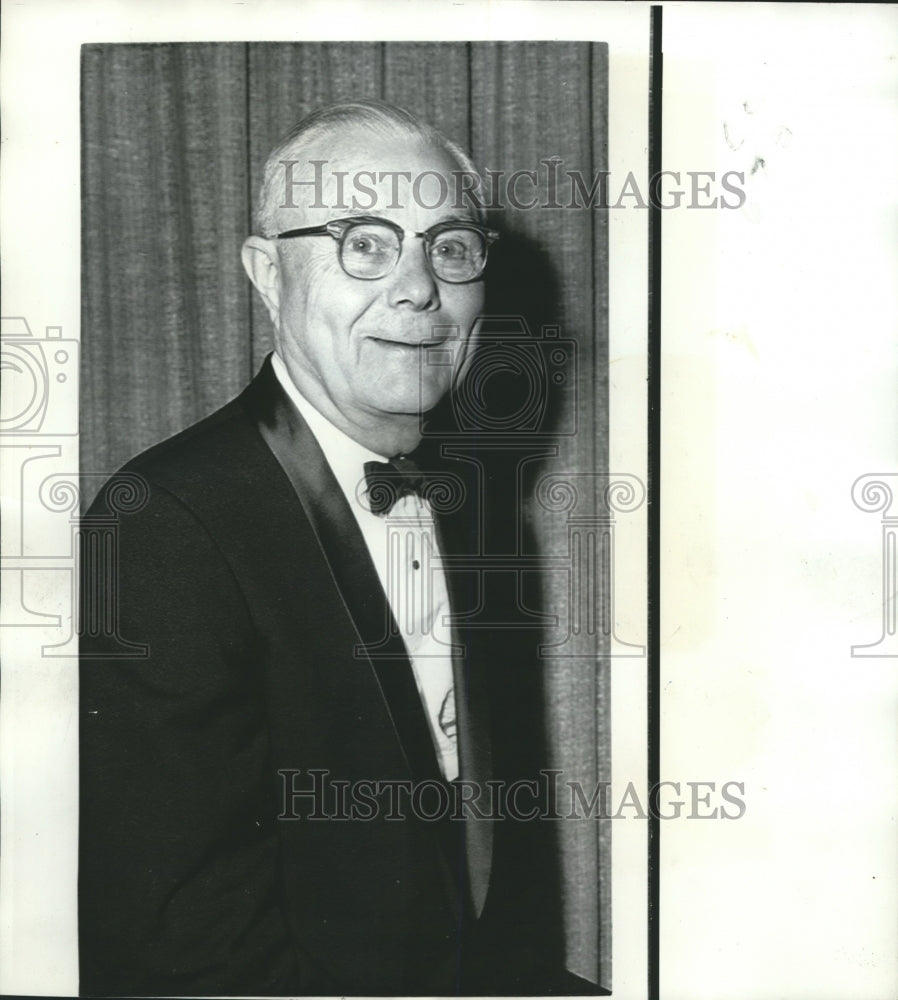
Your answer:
[91,370,284,520]
[124,392,254,484]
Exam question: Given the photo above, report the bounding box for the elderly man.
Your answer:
[79,100,584,996]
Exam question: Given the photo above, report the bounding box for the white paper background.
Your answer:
[1,2,895,998]
[660,6,898,998]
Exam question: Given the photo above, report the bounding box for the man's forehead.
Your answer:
[288,135,459,182]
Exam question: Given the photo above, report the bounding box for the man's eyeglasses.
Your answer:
[275,216,500,284]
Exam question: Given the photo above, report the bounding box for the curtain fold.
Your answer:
[81,43,252,471]
[80,40,610,987]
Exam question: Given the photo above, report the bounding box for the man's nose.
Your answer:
[386,238,440,311]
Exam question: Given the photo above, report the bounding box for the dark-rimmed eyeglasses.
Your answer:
[275,215,499,284]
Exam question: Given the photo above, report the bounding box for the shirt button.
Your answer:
[412,559,420,570]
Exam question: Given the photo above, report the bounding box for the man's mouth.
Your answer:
[370,337,446,349]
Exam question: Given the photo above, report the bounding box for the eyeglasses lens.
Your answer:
[429,230,486,282]
[340,223,401,279]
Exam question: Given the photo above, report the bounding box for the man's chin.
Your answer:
[366,383,451,419]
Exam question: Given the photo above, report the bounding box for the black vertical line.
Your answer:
[466,41,474,156]
[244,42,254,381]
[647,8,663,1000]
[588,39,598,466]
[587,39,604,989]
[80,44,89,501]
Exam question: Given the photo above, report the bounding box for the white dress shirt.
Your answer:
[272,352,459,781]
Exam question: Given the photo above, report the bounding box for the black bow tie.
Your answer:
[363,455,429,516]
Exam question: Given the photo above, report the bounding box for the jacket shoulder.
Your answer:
[125,393,257,485]
[89,380,283,521]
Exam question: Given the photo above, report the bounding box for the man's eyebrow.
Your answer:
[338,207,379,219]
[432,213,478,226]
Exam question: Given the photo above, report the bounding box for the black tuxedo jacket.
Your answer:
[79,356,569,996]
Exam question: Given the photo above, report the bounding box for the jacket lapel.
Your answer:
[241,357,445,788]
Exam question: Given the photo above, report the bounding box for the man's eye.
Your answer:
[348,235,385,255]
[432,238,470,259]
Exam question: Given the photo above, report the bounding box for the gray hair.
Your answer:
[254,99,485,237]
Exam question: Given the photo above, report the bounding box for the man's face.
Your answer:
[270,132,484,433]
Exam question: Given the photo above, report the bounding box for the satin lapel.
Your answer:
[240,358,445,787]
[430,458,494,918]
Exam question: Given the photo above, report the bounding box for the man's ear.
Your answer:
[241,237,281,326]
